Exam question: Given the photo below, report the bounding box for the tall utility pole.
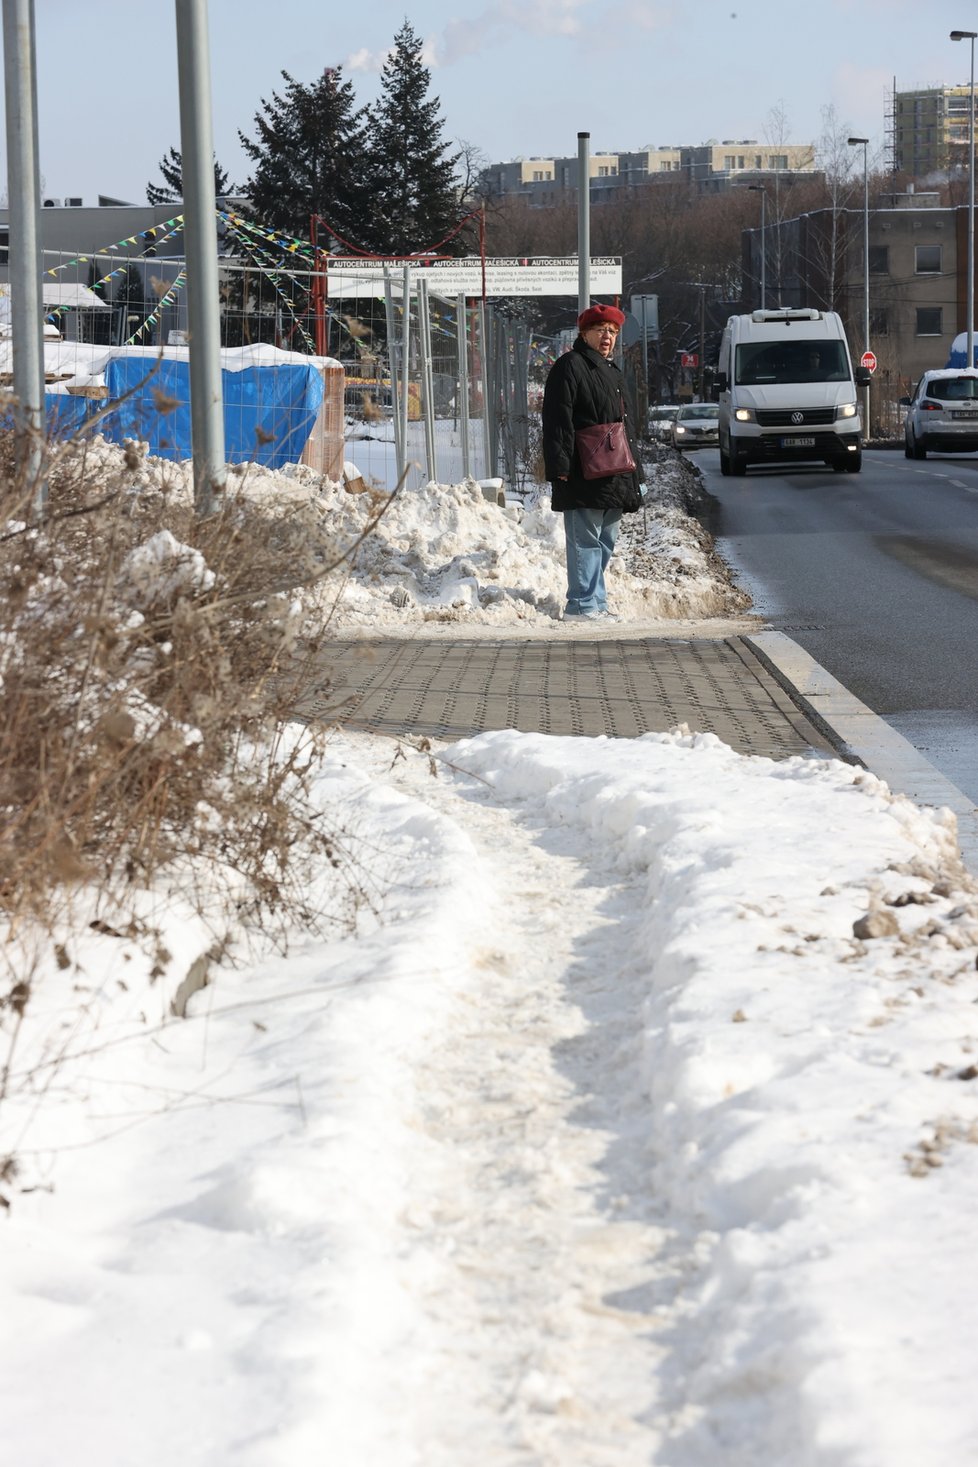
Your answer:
[951,29,977,368]
[174,0,226,516]
[577,131,590,316]
[2,0,46,513]
[748,185,766,308]
[848,136,871,433]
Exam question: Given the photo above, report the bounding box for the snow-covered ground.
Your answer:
[3,439,978,1467]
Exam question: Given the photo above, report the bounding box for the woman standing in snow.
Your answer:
[541,303,644,620]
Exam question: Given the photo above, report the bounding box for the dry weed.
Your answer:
[0,426,370,1043]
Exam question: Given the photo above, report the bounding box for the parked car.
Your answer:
[648,403,680,441]
[671,401,720,450]
[904,368,978,458]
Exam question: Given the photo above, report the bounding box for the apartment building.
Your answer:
[683,141,815,191]
[893,85,974,176]
[480,140,816,205]
[742,190,972,390]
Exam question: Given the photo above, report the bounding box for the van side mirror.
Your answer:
[898,394,911,407]
[855,365,872,386]
[716,372,728,393]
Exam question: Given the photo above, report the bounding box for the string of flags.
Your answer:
[37,205,488,351]
[218,213,317,353]
[43,216,186,281]
[125,270,187,344]
[44,220,188,324]
[221,209,317,261]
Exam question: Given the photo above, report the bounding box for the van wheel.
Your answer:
[731,454,747,477]
[910,432,926,460]
[845,451,862,473]
[719,445,732,476]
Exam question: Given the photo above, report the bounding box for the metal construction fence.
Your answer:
[1,239,543,494]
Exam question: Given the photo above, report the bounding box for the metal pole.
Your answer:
[577,131,590,315]
[862,142,871,429]
[696,287,705,399]
[513,322,530,459]
[400,265,411,483]
[418,277,437,484]
[383,266,404,473]
[749,186,766,309]
[2,0,46,513]
[479,298,492,478]
[498,320,515,488]
[456,293,471,480]
[848,136,871,432]
[951,31,976,364]
[760,192,766,309]
[968,37,976,368]
[174,0,226,516]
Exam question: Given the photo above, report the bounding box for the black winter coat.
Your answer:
[541,337,644,513]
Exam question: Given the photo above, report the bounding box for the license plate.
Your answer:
[952,411,978,419]
[781,436,816,447]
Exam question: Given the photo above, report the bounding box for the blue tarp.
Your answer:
[96,358,326,468]
[45,394,92,438]
[34,358,325,467]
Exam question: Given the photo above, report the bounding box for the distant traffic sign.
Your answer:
[860,350,878,373]
[681,352,699,368]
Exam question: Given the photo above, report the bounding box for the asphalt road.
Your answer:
[694,443,978,802]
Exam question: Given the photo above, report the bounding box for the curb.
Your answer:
[746,630,978,874]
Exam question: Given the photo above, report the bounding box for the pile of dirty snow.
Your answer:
[84,435,749,632]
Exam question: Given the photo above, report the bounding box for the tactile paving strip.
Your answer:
[299,637,838,759]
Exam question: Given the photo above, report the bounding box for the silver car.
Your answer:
[905,368,978,458]
[671,401,720,450]
[648,403,680,441]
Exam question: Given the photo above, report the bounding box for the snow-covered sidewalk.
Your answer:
[4,722,978,1466]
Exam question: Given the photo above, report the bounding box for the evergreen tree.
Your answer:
[362,20,462,255]
[238,67,370,246]
[146,147,233,206]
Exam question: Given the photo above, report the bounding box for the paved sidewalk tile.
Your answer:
[300,637,838,760]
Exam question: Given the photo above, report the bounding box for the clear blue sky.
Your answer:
[7,0,971,206]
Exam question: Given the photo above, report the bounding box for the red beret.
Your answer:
[578,303,626,332]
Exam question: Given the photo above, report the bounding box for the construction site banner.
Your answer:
[325,256,622,298]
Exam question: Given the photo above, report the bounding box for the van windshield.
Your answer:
[735,340,848,385]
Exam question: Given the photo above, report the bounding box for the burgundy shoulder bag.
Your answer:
[575,419,636,480]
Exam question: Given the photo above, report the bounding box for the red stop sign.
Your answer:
[860,350,877,373]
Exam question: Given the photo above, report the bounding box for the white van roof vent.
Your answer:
[751,308,822,324]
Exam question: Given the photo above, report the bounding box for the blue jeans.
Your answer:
[562,506,622,616]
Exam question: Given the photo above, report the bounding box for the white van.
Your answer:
[716,308,871,476]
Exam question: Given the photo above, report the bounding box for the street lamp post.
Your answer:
[848,136,871,434]
[748,185,766,308]
[952,29,977,368]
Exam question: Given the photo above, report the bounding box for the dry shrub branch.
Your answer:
[0,427,379,971]
[0,419,413,1209]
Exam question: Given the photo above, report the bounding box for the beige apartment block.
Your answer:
[893,85,973,177]
[480,139,817,204]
